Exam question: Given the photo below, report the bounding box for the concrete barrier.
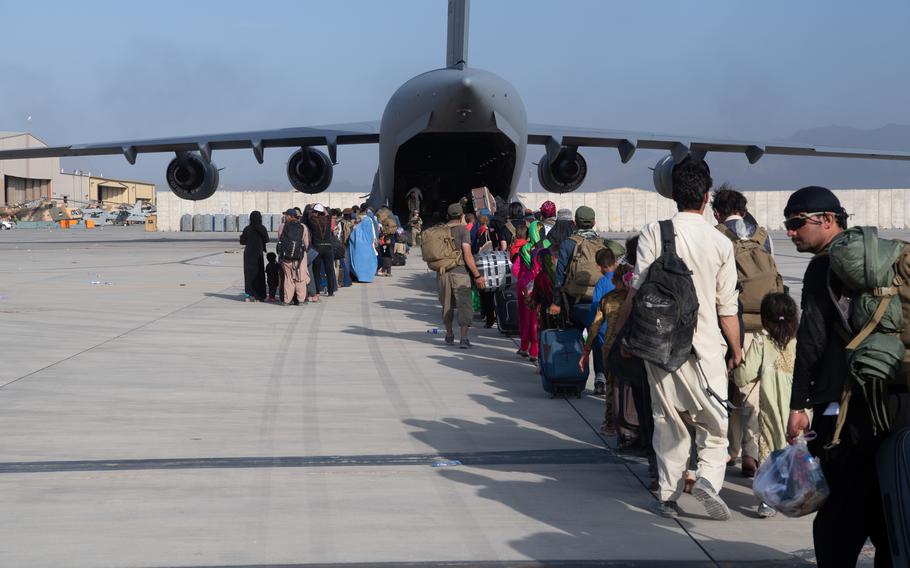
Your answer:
[155,188,910,232]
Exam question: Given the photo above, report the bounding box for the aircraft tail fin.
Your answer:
[446,0,469,68]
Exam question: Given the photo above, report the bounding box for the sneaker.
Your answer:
[691,477,731,521]
[651,500,679,519]
[459,338,472,349]
[516,349,529,358]
[444,335,455,346]
[757,502,777,518]
[593,381,606,396]
[528,356,538,363]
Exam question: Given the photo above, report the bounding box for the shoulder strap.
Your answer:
[716,223,737,242]
[658,220,676,257]
[753,226,769,246]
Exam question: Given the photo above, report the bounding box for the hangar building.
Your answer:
[0,131,155,207]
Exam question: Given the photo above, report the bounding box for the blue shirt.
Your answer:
[588,272,615,342]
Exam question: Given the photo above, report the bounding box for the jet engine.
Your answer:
[287,147,333,194]
[537,148,587,193]
[652,154,676,199]
[166,152,219,200]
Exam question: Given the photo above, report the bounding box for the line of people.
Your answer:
[239,204,418,304]
[426,164,909,566]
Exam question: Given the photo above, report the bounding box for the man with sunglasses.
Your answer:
[783,186,894,566]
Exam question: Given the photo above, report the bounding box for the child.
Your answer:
[733,292,798,518]
[580,248,629,436]
[377,233,394,277]
[585,246,621,396]
[265,252,280,302]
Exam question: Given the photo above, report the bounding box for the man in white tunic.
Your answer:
[619,157,741,520]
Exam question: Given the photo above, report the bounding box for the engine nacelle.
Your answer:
[537,148,587,193]
[287,147,333,194]
[652,154,676,199]
[166,153,219,201]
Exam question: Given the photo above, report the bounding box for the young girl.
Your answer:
[733,292,798,518]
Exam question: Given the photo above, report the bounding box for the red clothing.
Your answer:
[510,238,528,260]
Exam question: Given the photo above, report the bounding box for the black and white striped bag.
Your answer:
[475,250,514,291]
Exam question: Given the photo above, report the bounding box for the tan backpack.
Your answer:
[717,225,784,331]
[565,235,606,302]
[421,222,463,274]
[377,208,398,236]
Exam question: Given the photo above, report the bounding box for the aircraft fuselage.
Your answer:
[374,66,527,221]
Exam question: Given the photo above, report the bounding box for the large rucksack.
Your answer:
[421,223,463,274]
[625,220,699,372]
[825,226,910,446]
[565,235,607,302]
[717,224,784,331]
[278,221,305,261]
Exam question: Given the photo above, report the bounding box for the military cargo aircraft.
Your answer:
[1,0,910,222]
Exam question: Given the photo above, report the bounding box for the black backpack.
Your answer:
[278,221,305,261]
[625,220,699,372]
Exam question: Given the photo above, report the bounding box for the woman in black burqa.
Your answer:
[239,210,269,301]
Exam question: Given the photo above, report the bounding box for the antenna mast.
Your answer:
[446,0,469,68]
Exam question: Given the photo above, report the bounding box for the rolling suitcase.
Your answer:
[494,285,519,334]
[539,327,587,397]
[877,427,910,565]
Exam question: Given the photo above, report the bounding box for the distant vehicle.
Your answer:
[0,219,13,230]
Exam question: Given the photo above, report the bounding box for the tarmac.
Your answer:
[0,225,898,567]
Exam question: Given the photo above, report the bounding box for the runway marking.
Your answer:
[140,559,812,568]
[0,448,619,474]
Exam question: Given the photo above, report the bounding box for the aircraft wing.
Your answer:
[527,124,910,164]
[0,122,381,164]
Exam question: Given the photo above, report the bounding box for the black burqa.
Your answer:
[239,210,269,300]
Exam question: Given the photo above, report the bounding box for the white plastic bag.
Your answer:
[752,433,830,517]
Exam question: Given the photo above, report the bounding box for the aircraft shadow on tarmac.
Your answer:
[350,268,816,565]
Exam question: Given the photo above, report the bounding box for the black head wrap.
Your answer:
[547,219,575,248]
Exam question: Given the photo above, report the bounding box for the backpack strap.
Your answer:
[658,220,676,257]
[752,226,769,247]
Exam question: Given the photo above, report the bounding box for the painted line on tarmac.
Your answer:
[144,560,813,568]
[0,448,619,474]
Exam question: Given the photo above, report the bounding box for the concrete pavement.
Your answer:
[0,226,879,567]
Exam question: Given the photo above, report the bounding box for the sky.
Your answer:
[2,0,910,194]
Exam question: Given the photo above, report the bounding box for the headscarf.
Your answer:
[547,219,575,249]
[519,217,548,267]
[540,201,556,219]
[248,210,269,242]
[244,211,269,251]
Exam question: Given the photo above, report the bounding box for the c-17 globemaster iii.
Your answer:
[2,0,910,223]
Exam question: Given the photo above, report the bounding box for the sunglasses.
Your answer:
[784,212,829,231]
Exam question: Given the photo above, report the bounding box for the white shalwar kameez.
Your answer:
[633,211,739,502]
